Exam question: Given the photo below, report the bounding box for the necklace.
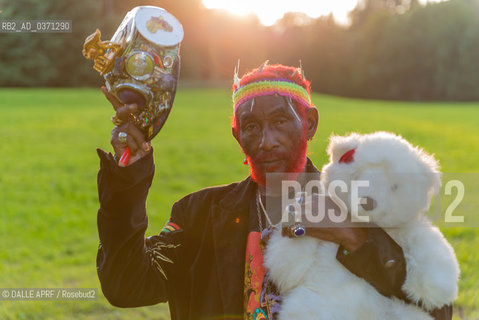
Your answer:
[255,189,278,319]
[256,189,273,232]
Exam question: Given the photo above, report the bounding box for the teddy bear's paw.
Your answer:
[402,241,459,311]
[402,276,458,312]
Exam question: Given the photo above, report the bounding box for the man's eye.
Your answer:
[244,123,259,132]
[274,118,287,126]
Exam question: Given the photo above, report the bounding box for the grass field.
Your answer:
[0,88,478,319]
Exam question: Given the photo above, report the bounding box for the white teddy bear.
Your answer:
[264,131,459,320]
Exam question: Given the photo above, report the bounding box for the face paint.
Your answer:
[236,95,308,186]
[286,96,301,123]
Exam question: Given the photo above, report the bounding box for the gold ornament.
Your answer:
[82,29,124,75]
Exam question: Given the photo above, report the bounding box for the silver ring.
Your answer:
[289,223,306,238]
[118,132,128,144]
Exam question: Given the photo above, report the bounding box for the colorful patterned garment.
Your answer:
[244,226,281,319]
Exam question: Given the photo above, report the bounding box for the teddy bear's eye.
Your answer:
[391,184,398,191]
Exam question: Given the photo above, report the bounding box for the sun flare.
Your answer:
[202,0,444,26]
[202,0,360,25]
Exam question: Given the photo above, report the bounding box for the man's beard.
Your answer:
[246,137,308,187]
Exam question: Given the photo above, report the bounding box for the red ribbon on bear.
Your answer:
[339,148,356,163]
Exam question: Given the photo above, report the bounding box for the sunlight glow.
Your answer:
[202,0,445,26]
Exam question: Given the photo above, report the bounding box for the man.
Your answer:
[96,63,452,319]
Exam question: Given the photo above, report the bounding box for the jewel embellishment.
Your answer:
[291,224,306,237]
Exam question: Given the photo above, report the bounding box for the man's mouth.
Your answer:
[260,159,283,170]
[261,159,281,164]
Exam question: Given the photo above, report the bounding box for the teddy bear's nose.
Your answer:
[361,197,377,211]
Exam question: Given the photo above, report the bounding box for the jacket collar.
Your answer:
[217,175,256,213]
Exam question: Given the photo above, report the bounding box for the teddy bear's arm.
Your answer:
[337,226,455,319]
[400,224,459,312]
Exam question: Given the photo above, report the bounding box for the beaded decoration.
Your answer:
[233,79,312,112]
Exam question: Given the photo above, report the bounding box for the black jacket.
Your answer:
[96,149,452,320]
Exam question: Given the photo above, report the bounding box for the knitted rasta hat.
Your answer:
[232,61,313,113]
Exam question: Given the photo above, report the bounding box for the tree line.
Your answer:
[0,0,478,101]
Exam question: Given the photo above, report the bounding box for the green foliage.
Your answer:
[1,0,479,100]
[0,0,118,86]
[348,0,479,100]
[0,88,478,318]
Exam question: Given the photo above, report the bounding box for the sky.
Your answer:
[202,0,445,26]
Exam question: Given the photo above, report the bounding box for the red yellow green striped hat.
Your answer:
[232,61,312,112]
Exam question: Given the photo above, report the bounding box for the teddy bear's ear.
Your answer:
[327,133,361,163]
[419,149,442,196]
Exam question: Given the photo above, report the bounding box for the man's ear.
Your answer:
[232,127,240,144]
[306,106,319,140]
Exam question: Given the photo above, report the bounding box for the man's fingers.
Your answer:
[116,104,138,121]
[305,228,337,242]
[125,123,150,153]
[111,120,149,154]
[126,135,139,155]
[111,125,138,155]
[110,121,151,167]
[101,86,123,110]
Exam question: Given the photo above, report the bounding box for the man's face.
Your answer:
[235,95,308,185]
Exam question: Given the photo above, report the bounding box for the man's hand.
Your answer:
[291,194,369,252]
[102,86,151,166]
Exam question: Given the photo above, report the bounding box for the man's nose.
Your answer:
[259,127,279,151]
